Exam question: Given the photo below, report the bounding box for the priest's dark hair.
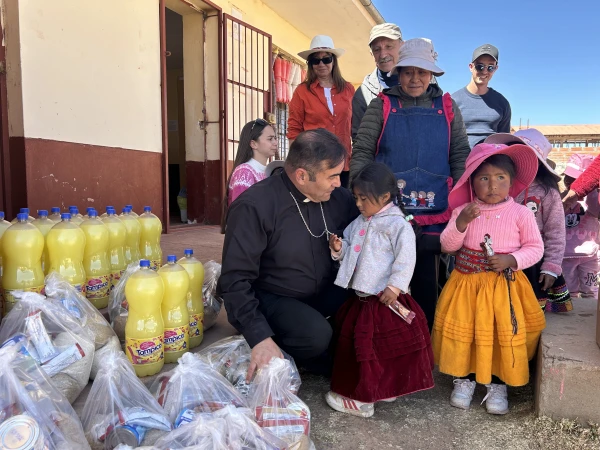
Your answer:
[285,129,346,181]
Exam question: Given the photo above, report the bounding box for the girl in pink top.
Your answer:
[562,154,600,298]
[432,143,545,416]
[221,119,278,232]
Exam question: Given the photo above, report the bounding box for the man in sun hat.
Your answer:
[453,44,511,149]
[351,23,403,139]
[351,37,470,329]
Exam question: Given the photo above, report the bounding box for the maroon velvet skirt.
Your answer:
[330,293,434,403]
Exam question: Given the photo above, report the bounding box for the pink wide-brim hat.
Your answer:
[448,143,538,209]
[563,153,595,179]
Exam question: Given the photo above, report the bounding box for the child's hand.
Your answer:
[539,273,556,291]
[488,254,517,272]
[456,202,480,232]
[562,189,580,211]
[379,287,397,306]
[329,233,342,252]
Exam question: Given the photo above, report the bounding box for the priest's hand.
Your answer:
[329,234,342,253]
[246,337,283,382]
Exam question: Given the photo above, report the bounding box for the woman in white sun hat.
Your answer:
[351,38,470,329]
[288,35,355,187]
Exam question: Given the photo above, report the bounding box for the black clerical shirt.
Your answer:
[219,171,359,347]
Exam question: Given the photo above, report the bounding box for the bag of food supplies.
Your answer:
[108,261,141,344]
[197,335,301,397]
[0,340,90,449]
[0,291,96,403]
[81,351,172,450]
[150,352,247,427]
[45,272,121,379]
[202,260,223,330]
[153,405,288,450]
[249,358,314,450]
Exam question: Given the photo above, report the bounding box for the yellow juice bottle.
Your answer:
[102,208,127,290]
[178,248,205,349]
[138,206,162,271]
[80,209,111,309]
[11,208,34,223]
[68,206,84,225]
[125,259,165,377]
[125,204,139,218]
[2,213,45,315]
[32,210,55,275]
[48,207,62,223]
[120,207,141,264]
[158,255,190,363]
[46,213,86,293]
[0,212,14,316]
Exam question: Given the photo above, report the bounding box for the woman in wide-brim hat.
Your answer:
[350,38,471,329]
[432,142,546,414]
[287,35,355,187]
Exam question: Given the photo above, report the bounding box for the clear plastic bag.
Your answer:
[153,405,288,450]
[249,358,314,450]
[202,260,223,330]
[81,351,172,450]
[150,352,247,426]
[0,291,96,403]
[197,335,301,397]
[45,272,121,379]
[108,261,141,344]
[0,340,90,449]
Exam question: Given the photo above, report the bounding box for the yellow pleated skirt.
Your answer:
[432,270,546,386]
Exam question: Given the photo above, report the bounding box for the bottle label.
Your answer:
[189,313,204,338]
[3,286,45,315]
[85,275,110,300]
[72,283,85,294]
[110,270,125,291]
[125,336,163,365]
[164,325,189,353]
[149,260,161,271]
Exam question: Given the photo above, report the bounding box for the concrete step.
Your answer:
[535,297,600,423]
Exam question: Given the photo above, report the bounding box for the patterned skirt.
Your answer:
[330,293,434,403]
[432,248,546,386]
[522,260,573,313]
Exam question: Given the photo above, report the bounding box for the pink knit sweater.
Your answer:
[441,197,544,271]
[227,161,266,205]
[564,189,600,258]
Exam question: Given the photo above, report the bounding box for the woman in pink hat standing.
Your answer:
[562,153,600,298]
[288,35,355,187]
[432,143,545,415]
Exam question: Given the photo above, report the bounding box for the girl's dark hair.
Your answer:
[221,119,271,233]
[304,53,348,94]
[534,161,560,194]
[471,154,516,181]
[351,162,422,240]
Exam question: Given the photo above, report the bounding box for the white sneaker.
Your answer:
[482,383,509,415]
[325,391,374,418]
[450,379,476,410]
[380,397,397,403]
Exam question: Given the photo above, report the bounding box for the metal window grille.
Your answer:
[275,102,289,159]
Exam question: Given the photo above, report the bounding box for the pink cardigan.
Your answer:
[441,197,544,271]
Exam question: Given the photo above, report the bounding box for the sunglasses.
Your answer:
[250,118,268,132]
[474,63,497,73]
[308,56,333,66]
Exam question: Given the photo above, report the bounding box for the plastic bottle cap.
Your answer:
[17,213,27,221]
[122,207,128,213]
[51,207,60,213]
[126,204,133,209]
[69,206,78,213]
[167,255,176,263]
[86,207,94,213]
[0,212,4,220]
[107,208,116,215]
[38,210,48,217]
[61,213,71,220]
[89,210,97,218]
[20,208,29,214]
[140,260,150,268]
[143,206,152,213]
[106,206,114,212]
[184,248,193,256]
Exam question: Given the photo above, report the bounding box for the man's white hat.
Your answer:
[298,35,345,60]
[394,38,444,77]
[369,23,402,46]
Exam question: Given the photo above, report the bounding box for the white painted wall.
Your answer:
[15,0,162,152]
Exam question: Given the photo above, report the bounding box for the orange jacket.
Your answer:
[287,80,355,170]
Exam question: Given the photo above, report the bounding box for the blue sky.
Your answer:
[372,0,600,126]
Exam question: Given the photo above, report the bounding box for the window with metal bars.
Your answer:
[275,102,289,159]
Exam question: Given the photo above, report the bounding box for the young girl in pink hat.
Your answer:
[432,143,546,415]
[485,128,572,313]
[562,153,600,298]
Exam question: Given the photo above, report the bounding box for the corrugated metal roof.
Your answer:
[511,125,600,136]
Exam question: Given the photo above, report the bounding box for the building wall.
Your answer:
[4,0,164,220]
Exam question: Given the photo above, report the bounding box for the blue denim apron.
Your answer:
[376,93,453,234]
